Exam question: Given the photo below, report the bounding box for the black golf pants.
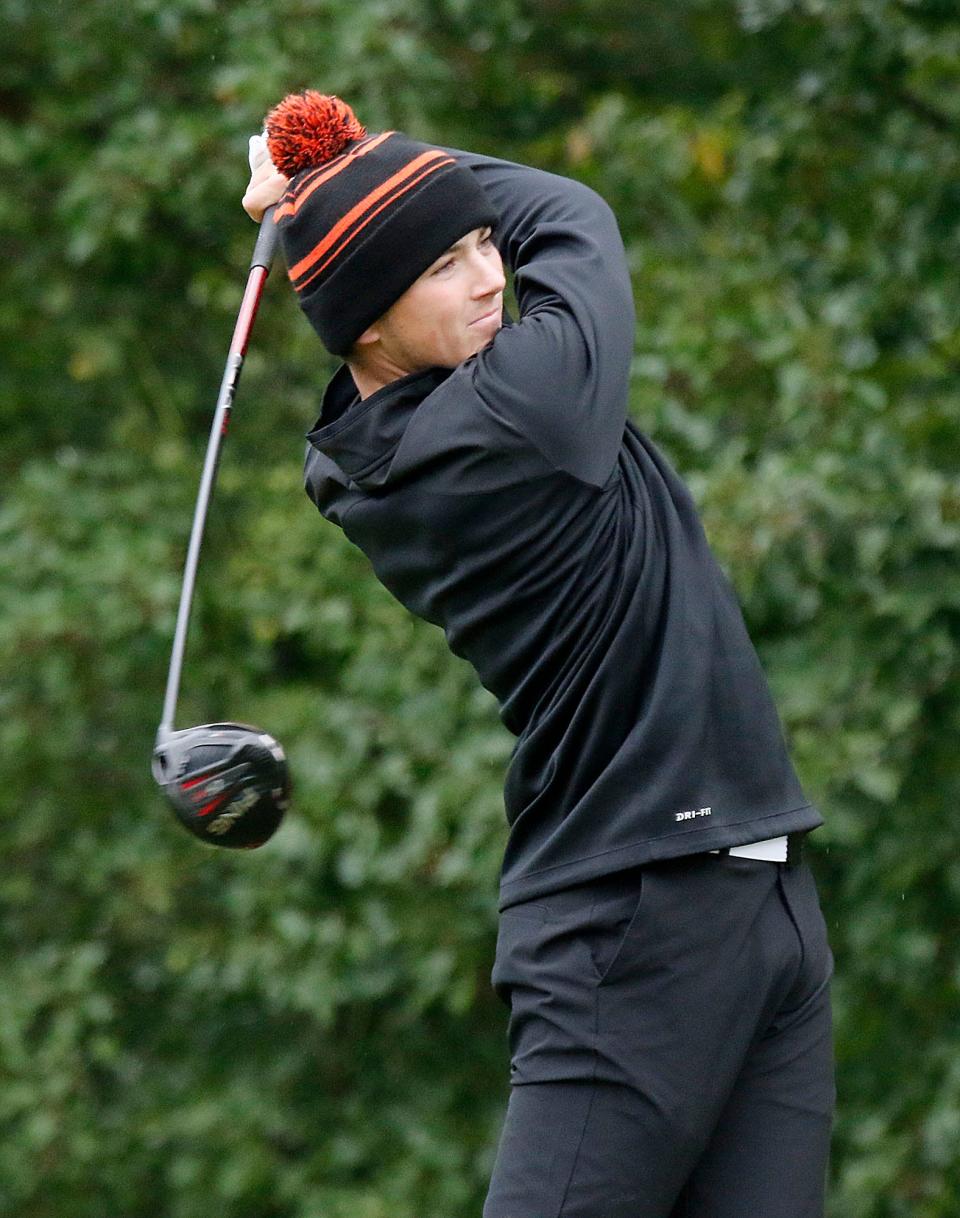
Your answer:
[483,852,834,1218]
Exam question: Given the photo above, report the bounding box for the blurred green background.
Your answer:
[3,1,960,1214]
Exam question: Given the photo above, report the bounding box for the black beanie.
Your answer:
[265,92,499,357]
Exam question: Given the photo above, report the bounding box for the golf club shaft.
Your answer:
[158,207,279,742]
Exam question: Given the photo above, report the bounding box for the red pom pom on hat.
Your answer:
[265,91,367,176]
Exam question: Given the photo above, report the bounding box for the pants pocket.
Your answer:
[491,870,647,1084]
[583,869,646,986]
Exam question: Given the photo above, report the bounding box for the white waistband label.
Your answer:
[727,836,788,863]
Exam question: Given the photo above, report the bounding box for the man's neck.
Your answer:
[347,361,393,401]
[347,345,424,400]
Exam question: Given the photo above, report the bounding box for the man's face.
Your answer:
[364,226,506,374]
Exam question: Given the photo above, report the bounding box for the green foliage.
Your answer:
[2,1,959,1214]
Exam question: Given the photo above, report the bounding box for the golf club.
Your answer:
[152,169,290,849]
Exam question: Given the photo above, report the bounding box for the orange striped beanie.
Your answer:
[265,92,498,357]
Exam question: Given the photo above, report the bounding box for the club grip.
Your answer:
[250,204,279,271]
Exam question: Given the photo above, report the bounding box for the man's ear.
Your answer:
[354,324,380,348]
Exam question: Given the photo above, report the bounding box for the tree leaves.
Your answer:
[2,1,960,1214]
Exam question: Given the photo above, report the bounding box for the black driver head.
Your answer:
[152,722,290,849]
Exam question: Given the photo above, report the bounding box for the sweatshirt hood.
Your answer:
[306,364,453,490]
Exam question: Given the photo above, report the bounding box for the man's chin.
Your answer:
[469,322,502,358]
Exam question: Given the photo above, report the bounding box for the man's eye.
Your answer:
[432,257,456,275]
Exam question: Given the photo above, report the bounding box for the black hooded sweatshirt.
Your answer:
[303,150,822,910]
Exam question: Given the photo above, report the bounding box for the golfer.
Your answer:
[243,91,835,1217]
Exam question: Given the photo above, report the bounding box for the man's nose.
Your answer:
[471,251,506,298]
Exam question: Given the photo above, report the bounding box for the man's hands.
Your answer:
[242,134,289,223]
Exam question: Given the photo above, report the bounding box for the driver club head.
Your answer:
[152,722,290,849]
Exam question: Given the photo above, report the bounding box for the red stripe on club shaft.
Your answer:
[230,265,270,357]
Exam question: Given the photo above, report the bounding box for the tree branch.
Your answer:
[888,83,960,135]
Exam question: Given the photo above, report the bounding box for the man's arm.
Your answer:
[451,150,636,488]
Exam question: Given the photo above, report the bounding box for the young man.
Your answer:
[244,91,834,1217]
